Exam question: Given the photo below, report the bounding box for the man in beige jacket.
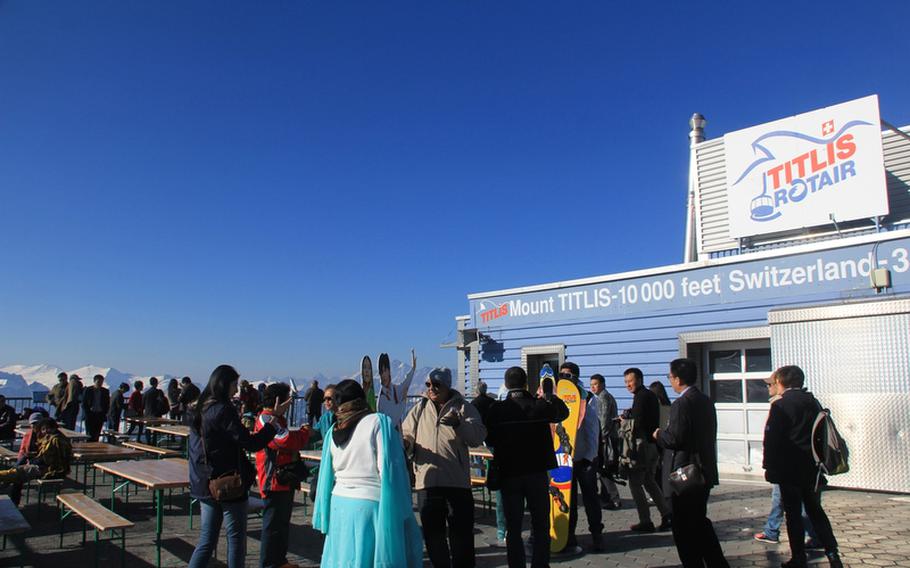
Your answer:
[402,367,486,568]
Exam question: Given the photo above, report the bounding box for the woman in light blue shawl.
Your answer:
[313,379,422,568]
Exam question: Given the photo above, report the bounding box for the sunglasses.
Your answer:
[558,372,575,379]
[425,381,444,390]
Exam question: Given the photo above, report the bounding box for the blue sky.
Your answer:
[2,1,908,380]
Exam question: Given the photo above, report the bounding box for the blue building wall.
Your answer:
[470,235,910,409]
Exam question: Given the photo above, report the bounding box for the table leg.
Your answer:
[94,528,99,568]
[155,488,163,568]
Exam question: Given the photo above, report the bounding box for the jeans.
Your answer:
[420,487,475,568]
[494,490,506,540]
[567,458,603,546]
[670,488,729,568]
[501,472,550,568]
[189,498,248,568]
[763,484,816,541]
[779,481,839,563]
[628,444,671,524]
[261,490,294,568]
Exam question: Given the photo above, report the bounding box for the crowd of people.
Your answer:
[0,353,844,568]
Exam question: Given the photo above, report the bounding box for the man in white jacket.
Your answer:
[377,349,417,428]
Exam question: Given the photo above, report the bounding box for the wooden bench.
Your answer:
[57,492,133,568]
[121,441,179,458]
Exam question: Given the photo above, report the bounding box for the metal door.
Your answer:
[704,340,773,475]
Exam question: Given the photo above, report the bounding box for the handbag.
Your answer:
[667,450,705,496]
[201,420,247,502]
[267,447,311,488]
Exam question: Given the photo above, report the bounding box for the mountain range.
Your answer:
[0,359,440,399]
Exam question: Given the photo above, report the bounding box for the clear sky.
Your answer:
[2,1,908,380]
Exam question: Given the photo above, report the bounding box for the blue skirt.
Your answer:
[321,495,380,568]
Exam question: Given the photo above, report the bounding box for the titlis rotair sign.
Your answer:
[724,95,888,239]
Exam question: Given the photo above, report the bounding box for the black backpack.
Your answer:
[811,404,849,478]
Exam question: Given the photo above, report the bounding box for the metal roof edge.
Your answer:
[467,228,910,300]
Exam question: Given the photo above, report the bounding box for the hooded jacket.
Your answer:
[401,390,486,490]
[254,408,310,495]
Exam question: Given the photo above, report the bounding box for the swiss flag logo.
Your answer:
[822,120,835,136]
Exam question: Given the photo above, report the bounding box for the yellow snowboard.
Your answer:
[547,367,585,553]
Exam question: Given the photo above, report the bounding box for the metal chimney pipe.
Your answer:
[684,113,706,263]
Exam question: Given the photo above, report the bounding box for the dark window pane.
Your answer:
[709,350,742,374]
[746,379,770,403]
[746,348,772,372]
[710,380,743,403]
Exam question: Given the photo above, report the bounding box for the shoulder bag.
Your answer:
[667,449,705,496]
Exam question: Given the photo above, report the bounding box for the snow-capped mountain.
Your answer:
[0,356,445,399]
[0,364,176,398]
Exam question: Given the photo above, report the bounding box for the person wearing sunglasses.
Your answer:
[557,362,605,553]
[402,368,487,568]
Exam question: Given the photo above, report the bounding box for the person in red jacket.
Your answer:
[255,383,311,568]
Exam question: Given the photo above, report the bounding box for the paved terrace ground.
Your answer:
[1,477,908,567]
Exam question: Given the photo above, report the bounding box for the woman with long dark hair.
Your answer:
[187,365,289,568]
[313,379,422,567]
[649,380,673,511]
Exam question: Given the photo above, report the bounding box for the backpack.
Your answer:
[811,405,849,478]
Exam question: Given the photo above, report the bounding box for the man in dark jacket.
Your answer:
[485,366,569,568]
[0,396,16,443]
[470,381,496,420]
[655,358,728,568]
[303,380,323,426]
[763,366,842,568]
[108,382,130,435]
[81,374,110,442]
[623,367,671,532]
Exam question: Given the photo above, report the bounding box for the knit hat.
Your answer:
[428,367,452,389]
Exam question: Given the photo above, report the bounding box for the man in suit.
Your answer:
[81,374,110,442]
[654,358,728,568]
[763,366,842,568]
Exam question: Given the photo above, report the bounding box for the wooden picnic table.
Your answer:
[300,450,322,462]
[72,443,145,497]
[123,417,180,427]
[14,426,88,441]
[470,447,493,460]
[145,424,189,438]
[0,446,17,464]
[146,424,190,457]
[94,458,189,568]
[0,494,30,555]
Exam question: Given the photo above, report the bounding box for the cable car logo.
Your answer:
[731,119,870,222]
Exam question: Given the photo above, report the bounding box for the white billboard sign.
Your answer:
[724,95,888,239]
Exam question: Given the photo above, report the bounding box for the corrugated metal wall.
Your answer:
[695,125,910,256]
[769,298,910,493]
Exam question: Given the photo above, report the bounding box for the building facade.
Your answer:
[455,96,910,492]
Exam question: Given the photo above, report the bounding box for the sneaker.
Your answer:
[805,538,823,550]
[781,561,807,568]
[755,532,780,544]
[590,533,604,552]
[657,516,672,531]
[490,537,507,548]
[630,521,656,533]
[826,551,844,568]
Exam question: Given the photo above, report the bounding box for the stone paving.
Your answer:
[1,477,908,567]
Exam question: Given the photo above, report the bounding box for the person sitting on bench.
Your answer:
[0,418,73,505]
